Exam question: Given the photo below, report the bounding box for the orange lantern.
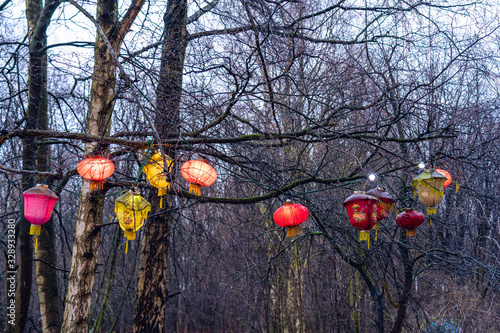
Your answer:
[273,200,309,237]
[77,155,115,190]
[435,168,452,189]
[180,158,217,196]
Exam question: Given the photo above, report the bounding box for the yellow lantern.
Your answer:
[115,190,151,252]
[143,151,173,207]
[411,169,447,217]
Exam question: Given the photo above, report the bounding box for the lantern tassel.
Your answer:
[427,207,436,215]
[373,223,379,241]
[160,196,163,209]
[359,231,370,249]
[287,226,300,237]
[456,182,460,193]
[429,217,432,226]
[125,240,129,254]
[189,183,201,196]
[90,180,103,190]
[34,236,38,253]
[406,228,417,237]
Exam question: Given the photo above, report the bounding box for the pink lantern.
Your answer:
[23,184,58,250]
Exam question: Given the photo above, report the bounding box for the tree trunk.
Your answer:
[133,0,187,330]
[6,1,61,331]
[61,0,118,330]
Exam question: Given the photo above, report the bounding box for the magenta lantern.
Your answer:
[23,184,59,248]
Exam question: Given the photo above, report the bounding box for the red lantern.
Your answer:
[396,208,425,237]
[77,155,115,190]
[435,168,452,189]
[23,184,59,251]
[180,159,217,196]
[367,187,396,240]
[343,191,378,248]
[273,200,309,237]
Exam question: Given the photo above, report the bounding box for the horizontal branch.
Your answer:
[0,128,456,149]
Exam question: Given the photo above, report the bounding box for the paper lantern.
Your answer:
[143,152,173,207]
[343,191,378,248]
[77,155,115,190]
[23,184,59,251]
[396,208,425,237]
[435,168,452,189]
[115,190,151,252]
[411,169,447,216]
[366,187,396,240]
[273,200,309,237]
[180,159,217,196]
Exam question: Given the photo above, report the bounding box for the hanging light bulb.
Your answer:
[368,173,376,181]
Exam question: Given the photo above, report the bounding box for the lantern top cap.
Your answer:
[283,199,294,206]
[23,184,58,199]
[405,208,414,212]
[366,187,395,203]
[116,190,150,211]
[343,192,378,206]
[411,169,447,184]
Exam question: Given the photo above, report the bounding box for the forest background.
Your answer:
[0,0,499,332]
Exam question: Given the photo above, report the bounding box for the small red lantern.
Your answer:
[77,155,115,190]
[367,187,396,240]
[23,184,59,251]
[343,191,378,248]
[435,168,452,189]
[180,159,217,196]
[273,200,309,237]
[396,208,425,237]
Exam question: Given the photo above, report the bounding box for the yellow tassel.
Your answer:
[286,226,300,237]
[158,187,167,196]
[124,230,136,240]
[189,183,201,196]
[125,240,129,254]
[30,225,41,236]
[373,223,379,241]
[34,236,38,253]
[406,228,417,237]
[429,217,432,226]
[359,231,370,249]
[427,207,436,215]
[160,196,163,208]
[456,182,460,193]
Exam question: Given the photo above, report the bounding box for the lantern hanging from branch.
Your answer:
[367,187,396,239]
[343,191,378,248]
[396,208,425,237]
[411,169,447,217]
[115,190,151,253]
[23,184,59,252]
[143,151,173,207]
[273,200,309,237]
[77,155,115,190]
[435,168,452,189]
[180,158,217,196]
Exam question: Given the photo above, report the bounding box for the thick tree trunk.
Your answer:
[61,0,118,330]
[6,1,61,331]
[133,0,187,330]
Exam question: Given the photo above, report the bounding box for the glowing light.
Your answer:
[418,162,425,169]
[368,174,376,181]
